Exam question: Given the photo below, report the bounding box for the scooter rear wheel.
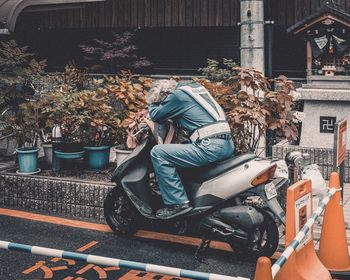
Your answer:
[104,186,139,235]
[229,209,279,258]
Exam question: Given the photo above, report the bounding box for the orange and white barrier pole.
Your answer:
[0,240,247,280]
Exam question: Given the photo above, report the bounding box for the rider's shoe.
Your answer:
[156,202,192,219]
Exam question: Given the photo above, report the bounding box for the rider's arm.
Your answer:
[148,91,186,122]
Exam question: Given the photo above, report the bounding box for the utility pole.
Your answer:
[240,0,266,156]
[240,0,265,73]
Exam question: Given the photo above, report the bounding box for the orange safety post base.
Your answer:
[254,257,272,280]
[275,180,331,280]
[318,172,350,274]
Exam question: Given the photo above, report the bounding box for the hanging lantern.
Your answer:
[329,36,334,54]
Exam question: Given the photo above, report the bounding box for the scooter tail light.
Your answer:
[251,164,277,186]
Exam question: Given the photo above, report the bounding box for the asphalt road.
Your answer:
[0,215,256,280]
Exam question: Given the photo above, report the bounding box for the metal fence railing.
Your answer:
[272,142,350,183]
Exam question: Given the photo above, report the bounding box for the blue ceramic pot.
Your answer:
[16,147,40,173]
[52,150,85,172]
[84,146,111,170]
[53,150,85,159]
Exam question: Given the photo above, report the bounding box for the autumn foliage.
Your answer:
[13,58,299,152]
[95,70,152,129]
[198,60,300,154]
[93,70,152,145]
[38,68,152,146]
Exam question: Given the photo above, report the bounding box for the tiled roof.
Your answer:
[0,0,105,33]
[287,2,350,35]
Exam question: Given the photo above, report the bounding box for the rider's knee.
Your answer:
[151,145,163,161]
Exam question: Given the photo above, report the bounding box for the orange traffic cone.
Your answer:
[318,172,350,271]
[254,257,272,280]
[275,180,331,280]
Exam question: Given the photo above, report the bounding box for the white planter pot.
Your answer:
[42,143,53,166]
[114,148,133,166]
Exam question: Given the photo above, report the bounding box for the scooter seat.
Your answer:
[180,153,256,182]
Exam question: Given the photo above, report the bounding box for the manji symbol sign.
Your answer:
[21,241,187,279]
[320,116,336,133]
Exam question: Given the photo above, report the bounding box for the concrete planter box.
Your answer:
[272,140,350,183]
[0,167,114,221]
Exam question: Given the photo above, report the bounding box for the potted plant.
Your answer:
[78,88,121,170]
[83,126,114,170]
[38,81,80,165]
[39,89,87,165]
[0,40,54,161]
[13,102,41,174]
[38,63,92,157]
[198,59,301,154]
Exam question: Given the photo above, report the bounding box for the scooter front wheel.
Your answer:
[104,186,140,235]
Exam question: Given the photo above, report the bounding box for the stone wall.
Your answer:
[0,171,114,221]
[272,140,350,183]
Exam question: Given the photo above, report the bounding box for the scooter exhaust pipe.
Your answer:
[199,215,249,248]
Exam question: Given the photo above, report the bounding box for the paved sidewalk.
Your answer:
[313,183,350,252]
[0,215,255,280]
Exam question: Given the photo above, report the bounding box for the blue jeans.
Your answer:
[150,138,234,205]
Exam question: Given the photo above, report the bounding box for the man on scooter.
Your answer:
[147,79,235,219]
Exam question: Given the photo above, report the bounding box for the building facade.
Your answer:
[1,0,350,77]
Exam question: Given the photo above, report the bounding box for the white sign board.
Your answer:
[295,192,312,251]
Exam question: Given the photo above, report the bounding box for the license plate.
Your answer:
[265,182,277,200]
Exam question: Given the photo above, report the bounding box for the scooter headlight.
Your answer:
[251,164,277,186]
